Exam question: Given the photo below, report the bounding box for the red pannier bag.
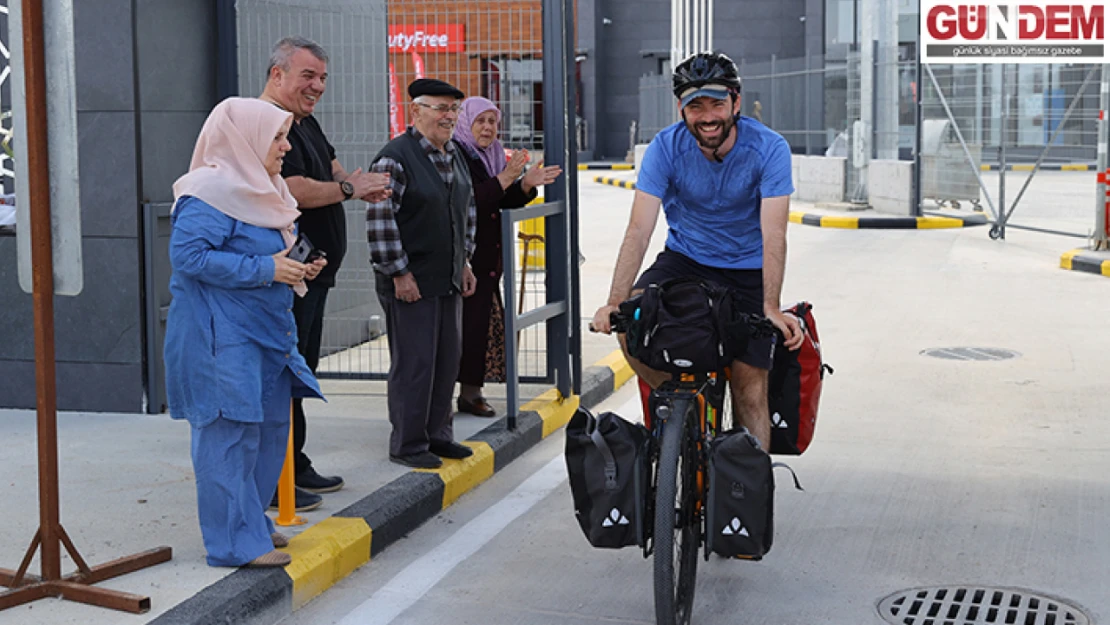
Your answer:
[768,302,832,455]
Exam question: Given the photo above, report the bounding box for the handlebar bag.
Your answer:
[629,278,732,374]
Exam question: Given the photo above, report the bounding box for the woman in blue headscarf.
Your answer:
[452,97,562,416]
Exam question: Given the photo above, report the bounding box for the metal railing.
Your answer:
[501,200,571,429]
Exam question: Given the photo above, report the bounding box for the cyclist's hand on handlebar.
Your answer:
[766,307,804,351]
[590,304,619,334]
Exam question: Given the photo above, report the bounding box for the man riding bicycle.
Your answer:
[592,51,804,451]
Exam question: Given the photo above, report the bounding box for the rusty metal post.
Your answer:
[23,0,62,583]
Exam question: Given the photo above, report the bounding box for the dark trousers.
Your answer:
[379,291,463,456]
[458,271,499,386]
[291,281,329,475]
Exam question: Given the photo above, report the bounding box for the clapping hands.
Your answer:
[498,149,563,192]
[521,158,563,192]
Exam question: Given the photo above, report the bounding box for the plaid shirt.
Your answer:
[366,127,477,277]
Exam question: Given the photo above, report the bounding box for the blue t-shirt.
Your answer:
[637,116,794,270]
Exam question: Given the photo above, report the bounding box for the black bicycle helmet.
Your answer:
[672,52,742,100]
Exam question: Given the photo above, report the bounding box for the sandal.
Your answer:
[245,550,291,568]
[457,396,496,417]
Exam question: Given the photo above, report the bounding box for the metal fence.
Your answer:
[638,54,851,156]
[638,73,673,143]
[237,0,552,381]
[921,63,1102,239]
[636,50,1104,239]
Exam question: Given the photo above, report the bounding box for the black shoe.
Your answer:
[457,396,496,417]
[389,451,443,469]
[429,440,474,459]
[295,466,345,494]
[268,487,323,512]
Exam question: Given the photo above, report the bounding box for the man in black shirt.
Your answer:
[261,36,391,511]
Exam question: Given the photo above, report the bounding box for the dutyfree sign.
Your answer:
[920,0,1108,62]
[388,24,466,53]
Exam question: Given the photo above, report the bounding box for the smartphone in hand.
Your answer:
[287,232,316,263]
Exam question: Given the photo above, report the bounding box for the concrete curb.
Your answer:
[1060,249,1110,277]
[980,163,1095,172]
[578,163,634,171]
[150,351,634,625]
[591,176,986,230]
[789,210,988,230]
[593,175,637,190]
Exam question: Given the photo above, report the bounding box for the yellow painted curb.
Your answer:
[597,349,635,390]
[1060,249,1079,270]
[1012,164,1035,171]
[578,164,635,171]
[915,216,964,229]
[522,389,581,438]
[1060,164,1090,171]
[592,175,636,190]
[283,517,372,610]
[416,441,495,508]
[788,212,804,224]
[820,215,860,229]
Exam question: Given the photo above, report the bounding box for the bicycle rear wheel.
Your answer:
[653,398,700,625]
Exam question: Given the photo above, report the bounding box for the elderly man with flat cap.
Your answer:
[367,78,479,468]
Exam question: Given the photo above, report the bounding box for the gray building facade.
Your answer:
[0,0,222,413]
[577,0,826,159]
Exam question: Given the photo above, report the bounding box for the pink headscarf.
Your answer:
[173,97,300,246]
[453,97,507,178]
[173,98,305,294]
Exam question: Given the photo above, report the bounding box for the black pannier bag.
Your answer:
[564,408,651,549]
[705,428,802,560]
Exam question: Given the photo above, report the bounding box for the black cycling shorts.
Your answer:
[633,248,776,370]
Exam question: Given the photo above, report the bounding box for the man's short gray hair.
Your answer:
[266,36,329,78]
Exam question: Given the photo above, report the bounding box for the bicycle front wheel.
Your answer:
[653,398,700,625]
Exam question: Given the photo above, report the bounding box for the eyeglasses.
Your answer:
[416,102,462,114]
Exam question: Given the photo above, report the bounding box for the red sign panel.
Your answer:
[388,62,405,138]
[388,24,466,53]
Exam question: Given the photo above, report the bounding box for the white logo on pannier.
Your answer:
[721,517,750,537]
[673,358,693,368]
[772,412,789,429]
[602,507,630,527]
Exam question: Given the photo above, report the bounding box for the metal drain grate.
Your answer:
[920,347,1020,361]
[878,587,1089,625]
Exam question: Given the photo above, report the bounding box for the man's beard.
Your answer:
[686,114,736,150]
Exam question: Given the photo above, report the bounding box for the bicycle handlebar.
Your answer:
[586,310,629,334]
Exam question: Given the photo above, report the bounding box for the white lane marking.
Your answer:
[336,455,568,625]
[336,387,643,625]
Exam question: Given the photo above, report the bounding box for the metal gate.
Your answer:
[919,62,1104,241]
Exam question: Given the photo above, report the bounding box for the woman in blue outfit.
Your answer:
[165,97,326,568]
